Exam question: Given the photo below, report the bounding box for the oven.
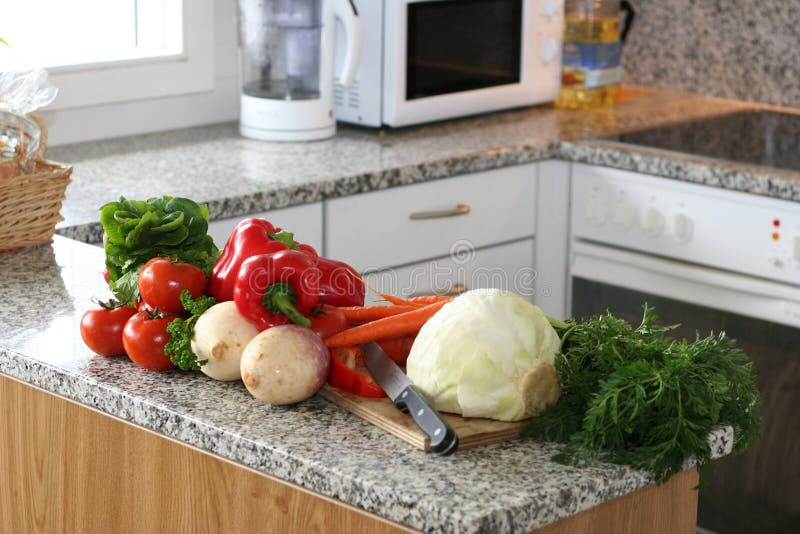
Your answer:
[569,164,800,534]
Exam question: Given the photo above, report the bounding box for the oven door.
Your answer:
[382,0,562,127]
[570,241,800,534]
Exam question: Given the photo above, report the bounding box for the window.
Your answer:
[3,1,182,69]
[1,0,214,111]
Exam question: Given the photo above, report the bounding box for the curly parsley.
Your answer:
[164,290,217,371]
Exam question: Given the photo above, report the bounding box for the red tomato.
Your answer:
[138,257,207,313]
[122,311,176,371]
[80,305,137,357]
[136,298,153,313]
[309,305,349,339]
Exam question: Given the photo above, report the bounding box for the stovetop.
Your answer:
[608,110,800,173]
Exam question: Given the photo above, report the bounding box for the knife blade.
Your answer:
[361,342,458,455]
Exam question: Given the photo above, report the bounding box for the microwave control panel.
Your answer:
[571,163,800,286]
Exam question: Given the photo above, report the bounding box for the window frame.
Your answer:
[43,0,215,111]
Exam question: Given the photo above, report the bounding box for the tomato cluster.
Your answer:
[80,257,207,371]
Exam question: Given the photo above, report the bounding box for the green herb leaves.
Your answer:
[100,196,219,303]
[526,306,761,484]
[164,290,217,371]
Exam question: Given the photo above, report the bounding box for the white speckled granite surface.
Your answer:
[622,0,800,108]
[0,237,734,533]
[49,89,800,246]
[0,88,785,532]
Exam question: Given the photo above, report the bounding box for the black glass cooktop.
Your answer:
[610,110,800,173]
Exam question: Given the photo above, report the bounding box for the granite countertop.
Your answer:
[0,88,779,532]
[50,88,800,245]
[0,236,733,533]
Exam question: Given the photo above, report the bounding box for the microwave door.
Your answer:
[383,0,562,127]
[569,240,800,534]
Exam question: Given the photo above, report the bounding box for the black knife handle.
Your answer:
[395,385,458,455]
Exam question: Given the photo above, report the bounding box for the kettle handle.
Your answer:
[332,0,363,88]
[620,0,637,44]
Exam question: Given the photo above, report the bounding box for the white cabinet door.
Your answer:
[326,164,537,272]
[362,239,535,305]
[207,203,323,252]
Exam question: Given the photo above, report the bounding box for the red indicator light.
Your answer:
[773,218,781,227]
[772,232,780,241]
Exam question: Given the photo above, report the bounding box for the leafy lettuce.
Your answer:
[100,196,219,303]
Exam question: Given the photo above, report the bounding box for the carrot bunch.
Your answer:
[323,292,454,365]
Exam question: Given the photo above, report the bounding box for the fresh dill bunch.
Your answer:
[525,305,761,484]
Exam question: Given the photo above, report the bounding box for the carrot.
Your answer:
[373,290,454,307]
[373,291,414,306]
[339,305,419,324]
[324,300,448,348]
[377,336,416,366]
[407,295,454,305]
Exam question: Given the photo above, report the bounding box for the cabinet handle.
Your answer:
[409,204,470,220]
[410,284,468,298]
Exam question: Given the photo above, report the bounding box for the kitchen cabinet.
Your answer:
[325,165,537,272]
[362,239,535,305]
[0,375,700,534]
[207,202,324,252]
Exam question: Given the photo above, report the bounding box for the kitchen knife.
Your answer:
[361,342,458,455]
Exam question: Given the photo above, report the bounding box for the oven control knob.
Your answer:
[611,202,637,231]
[768,257,785,269]
[584,195,608,226]
[671,213,694,243]
[542,38,557,63]
[642,208,665,237]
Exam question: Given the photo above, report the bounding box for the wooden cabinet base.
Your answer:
[0,375,698,533]
[534,468,699,534]
[0,376,411,534]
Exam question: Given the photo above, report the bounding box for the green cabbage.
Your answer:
[406,289,560,422]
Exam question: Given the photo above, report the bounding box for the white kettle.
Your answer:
[238,0,362,141]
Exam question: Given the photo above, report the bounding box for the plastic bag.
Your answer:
[0,68,57,177]
[0,68,58,115]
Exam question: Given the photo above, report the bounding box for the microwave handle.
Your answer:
[332,0,363,88]
[571,241,800,329]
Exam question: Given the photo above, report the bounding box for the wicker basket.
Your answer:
[0,113,72,250]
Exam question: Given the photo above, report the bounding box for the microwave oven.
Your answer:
[334,0,564,128]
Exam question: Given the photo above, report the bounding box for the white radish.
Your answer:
[191,301,259,381]
[240,325,330,405]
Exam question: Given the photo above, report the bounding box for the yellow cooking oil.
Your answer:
[556,9,623,109]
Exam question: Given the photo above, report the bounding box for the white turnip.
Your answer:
[240,325,330,405]
[191,301,259,381]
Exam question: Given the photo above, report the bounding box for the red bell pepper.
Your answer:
[308,304,349,339]
[209,218,318,302]
[328,346,386,398]
[317,257,365,307]
[233,249,320,330]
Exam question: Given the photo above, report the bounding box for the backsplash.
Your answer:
[621,0,800,108]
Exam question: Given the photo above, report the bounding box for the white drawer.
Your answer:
[325,165,537,272]
[362,239,535,305]
[208,202,323,252]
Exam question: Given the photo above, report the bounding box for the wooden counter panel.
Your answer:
[0,375,412,534]
[534,468,699,534]
[0,374,699,533]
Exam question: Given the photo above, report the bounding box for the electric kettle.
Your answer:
[238,0,362,141]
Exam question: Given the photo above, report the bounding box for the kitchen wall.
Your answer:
[622,0,800,108]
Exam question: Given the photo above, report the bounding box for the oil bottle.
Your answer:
[556,0,635,109]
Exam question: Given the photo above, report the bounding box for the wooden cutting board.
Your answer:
[319,385,526,452]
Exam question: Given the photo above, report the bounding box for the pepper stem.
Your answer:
[263,283,311,327]
[268,230,298,249]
